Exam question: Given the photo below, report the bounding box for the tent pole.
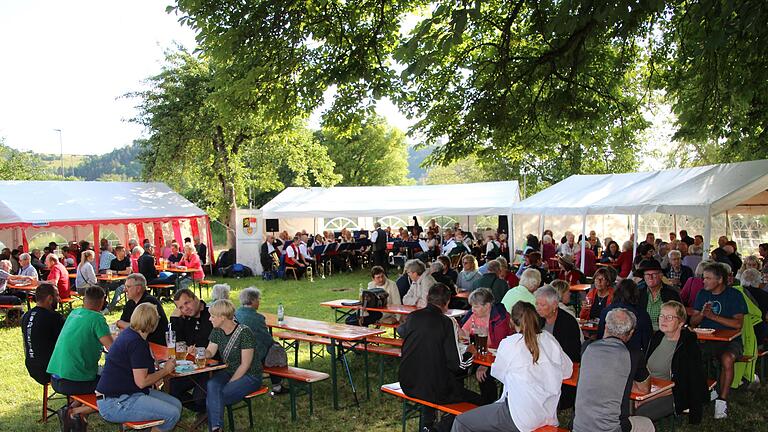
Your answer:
[539,214,545,253]
[580,214,587,273]
[632,214,639,263]
[703,212,713,256]
[93,224,100,270]
[507,211,514,261]
[725,211,731,237]
[673,214,677,237]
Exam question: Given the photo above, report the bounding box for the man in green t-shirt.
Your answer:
[47,285,112,431]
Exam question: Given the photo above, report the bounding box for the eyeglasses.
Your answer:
[659,314,678,321]
[644,272,662,278]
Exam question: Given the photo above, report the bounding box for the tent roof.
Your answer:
[0,181,206,226]
[261,181,520,218]
[511,160,768,217]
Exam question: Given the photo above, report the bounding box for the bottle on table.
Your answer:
[277,303,285,325]
[165,325,176,360]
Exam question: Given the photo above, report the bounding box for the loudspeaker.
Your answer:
[497,215,508,234]
[265,219,279,232]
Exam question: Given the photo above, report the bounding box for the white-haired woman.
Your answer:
[500,268,541,313]
[211,284,231,302]
[75,250,97,295]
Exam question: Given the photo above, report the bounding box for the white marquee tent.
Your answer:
[511,159,768,270]
[0,181,214,264]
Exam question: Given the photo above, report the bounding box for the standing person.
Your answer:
[451,302,573,432]
[105,245,133,311]
[370,222,388,271]
[96,303,182,431]
[690,262,747,419]
[235,287,287,395]
[202,300,264,432]
[399,284,480,432]
[573,308,654,432]
[636,301,707,425]
[45,253,71,299]
[117,274,169,346]
[47,286,113,431]
[75,250,98,295]
[21,283,65,385]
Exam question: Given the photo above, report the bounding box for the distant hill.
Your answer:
[407,144,433,182]
[72,143,143,180]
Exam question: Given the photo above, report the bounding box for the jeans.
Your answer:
[206,371,262,430]
[97,389,182,432]
[169,375,209,413]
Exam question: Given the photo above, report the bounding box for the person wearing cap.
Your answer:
[636,260,681,331]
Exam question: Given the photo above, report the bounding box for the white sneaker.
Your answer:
[714,399,728,419]
[710,389,719,401]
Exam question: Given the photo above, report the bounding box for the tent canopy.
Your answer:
[261,181,521,218]
[511,160,768,218]
[0,181,207,227]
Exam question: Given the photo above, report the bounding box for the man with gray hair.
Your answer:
[235,287,286,395]
[474,259,509,305]
[574,308,654,432]
[402,259,436,308]
[116,273,168,345]
[17,253,39,280]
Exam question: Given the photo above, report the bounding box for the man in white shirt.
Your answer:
[298,233,315,274]
[442,229,457,256]
[557,232,576,257]
[402,259,437,308]
[17,253,39,280]
[99,245,116,273]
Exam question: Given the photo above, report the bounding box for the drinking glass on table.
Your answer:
[582,295,592,311]
[475,326,488,355]
[165,330,176,360]
[110,323,119,339]
[195,347,206,368]
[175,341,188,360]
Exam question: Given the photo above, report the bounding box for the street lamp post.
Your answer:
[54,129,63,177]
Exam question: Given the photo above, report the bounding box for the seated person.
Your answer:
[474,260,509,305]
[598,279,653,353]
[75,250,98,295]
[541,234,557,262]
[105,245,133,311]
[399,284,481,432]
[501,268,540,312]
[663,250,693,291]
[169,288,214,414]
[557,255,584,286]
[484,233,501,260]
[193,236,208,266]
[235,287,286,395]
[178,244,205,289]
[459,288,513,403]
[495,256,519,289]
[167,242,183,264]
[574,308,654,432]
[580,268,615,320]
[260,234,279,271]
[117,274,169,346]
[402,259,436,309]
[452,302,573,432]
[690,262,747,419]
[551,279,577,318]
[47,286,113,431]
[284,238,307,278]
[96,304,182,431]
[138,245,174,286]
[0,259,26,305]
[430,261,457,293]
[601,241,621,263]
[22,283,65,385]
[346,266,402,326]
[680,260,710,307]
[17,252,40,280]
[456,255,482,292]
[45,254,71,299]
[201,300,264,432]
[636,259,681,331]
[635,301,707,424]
[740,268,768,342]
[99,244,116,273]
[395,270,411,300]
[574,239,597,277]
[436,255,459,284]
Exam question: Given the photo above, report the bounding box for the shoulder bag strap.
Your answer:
[221,324,244,361]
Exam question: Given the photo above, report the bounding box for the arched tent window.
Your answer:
[0,240,6,250]
[475,216,497,231]
[323,217,360,232]
[85,229,121,248]
[29,231,68,251]
[428,216,459,229]
[376,216,408,229]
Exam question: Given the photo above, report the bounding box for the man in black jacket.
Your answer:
[399,283,479,432]
[370,222,388,271]
[636,260,680,331]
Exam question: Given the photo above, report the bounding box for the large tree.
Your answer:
[0,139,53,180]
[317,115,412,185]
[170,0,768,178]
[130,49,339,245]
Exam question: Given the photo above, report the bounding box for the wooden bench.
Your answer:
[58,297,77,313]
[0,303,23,325]
[264,366,330,421]
[382,382,478,432]
[70,393,164,430]
[147,284,175,301]
[273,331,330,366]
[366,335,404,347]
[225,386,269,432]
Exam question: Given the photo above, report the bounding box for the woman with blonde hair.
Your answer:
[452,302,572,432]
[96,303,182,431]
[202,299,263,432]
[75,250,98,295]
[456,255,482,292]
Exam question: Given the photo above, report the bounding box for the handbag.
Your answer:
[361,288,389,309]
[264,342,288,367]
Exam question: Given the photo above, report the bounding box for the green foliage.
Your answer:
[72,143,143,180]
[423,155,489,185]
[317,115,413,186]
[128,48,340,236]
[0,139,56,180]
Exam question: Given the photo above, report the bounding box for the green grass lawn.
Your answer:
[1,271,768,432]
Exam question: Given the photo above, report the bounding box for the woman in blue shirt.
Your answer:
[96,303,181,431]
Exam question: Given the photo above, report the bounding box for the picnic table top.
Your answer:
[321,299,468,319]
[569,284,591,292]
[263,312,385,341]
[97,275,127,282]
[693,327,741,342]
[155,266,191,273]
[7,279,39,291]
[148,342,227,377]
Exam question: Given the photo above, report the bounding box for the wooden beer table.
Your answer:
[263,312,384,409]
[7,279,39,308]
[321,299,468,324]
